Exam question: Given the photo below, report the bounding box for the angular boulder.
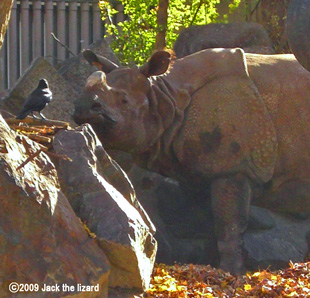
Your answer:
[173,22,274,58]
[1,57,79,126]
[128,165,219,266]
[244,209,310,270]
[0,115,110,298]
[0,40,118,127]
[53,124,156,290]
[58,39,120,94]
[128,165,310,271]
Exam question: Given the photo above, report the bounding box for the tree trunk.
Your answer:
[260,0,290,53]
[0,0,14,50]
[287,0,310,72]
[154,0,169,51]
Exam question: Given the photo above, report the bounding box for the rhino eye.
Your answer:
[91,102,102,111]
[122,95,129,104]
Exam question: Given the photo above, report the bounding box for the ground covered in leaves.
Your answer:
[146,262,310,297]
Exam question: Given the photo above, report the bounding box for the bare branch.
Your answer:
[17,149,43,171]
[6,117,70,128]
[51,32,76,57]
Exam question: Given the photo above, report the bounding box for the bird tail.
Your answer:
[16,109,30,120]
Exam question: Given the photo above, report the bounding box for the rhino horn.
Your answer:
[86,71,110,91]
[83,49,118,73]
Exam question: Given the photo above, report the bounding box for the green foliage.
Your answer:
[228,0,242,13]
[100,0,243,65]
[167,0,220,50]
[100,0,157,65]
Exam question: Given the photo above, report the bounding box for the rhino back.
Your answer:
[167,48,249,94]
[246,54,310,180]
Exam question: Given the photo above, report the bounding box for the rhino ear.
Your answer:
[140,51,171,77]
[83,49,118,73]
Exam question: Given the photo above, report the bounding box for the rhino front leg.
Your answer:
[211,173,252,274]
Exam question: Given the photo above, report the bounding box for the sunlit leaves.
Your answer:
[146,262,310,297]
[166,0,220,49]
[100,0,232,65]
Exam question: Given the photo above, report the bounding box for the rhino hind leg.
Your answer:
[211,173,252,275]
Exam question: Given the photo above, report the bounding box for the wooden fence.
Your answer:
[1,0,104,90]
[0,1,262,91]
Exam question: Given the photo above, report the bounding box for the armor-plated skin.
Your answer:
[73,48,310,274]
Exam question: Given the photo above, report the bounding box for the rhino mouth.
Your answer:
[90,102,116,124]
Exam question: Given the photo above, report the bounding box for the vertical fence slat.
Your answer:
[3,0,104,90]
[69,1,78,55]
[21,0,30,73]
[45,0,54,64]
[0,48,3,91]
[33,0,42,59]
[3,36,8,90]
[81,2,89,49]
[9,0,18,87]
[93,1,102,42]
[57,0,66,60]
[0,38,6,91]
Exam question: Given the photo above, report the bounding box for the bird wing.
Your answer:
[23,88,52,110]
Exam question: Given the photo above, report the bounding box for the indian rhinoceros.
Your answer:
[72,45,310,274]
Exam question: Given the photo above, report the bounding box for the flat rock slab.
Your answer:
[53,124,156,290]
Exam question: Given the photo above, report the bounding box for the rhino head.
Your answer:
[73,50,171,153]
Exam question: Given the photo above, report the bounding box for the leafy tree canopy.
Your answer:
[99,0,242,65]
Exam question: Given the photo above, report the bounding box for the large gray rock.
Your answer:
[53,124,156,290]
[244,210,310,270]
[58,39,120,94]
[173,22,274,58]
[0,115,110,298]
[0,57,79,126]
[0,39,117,127]
[128,165,219,266]
[127,164,310,271]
